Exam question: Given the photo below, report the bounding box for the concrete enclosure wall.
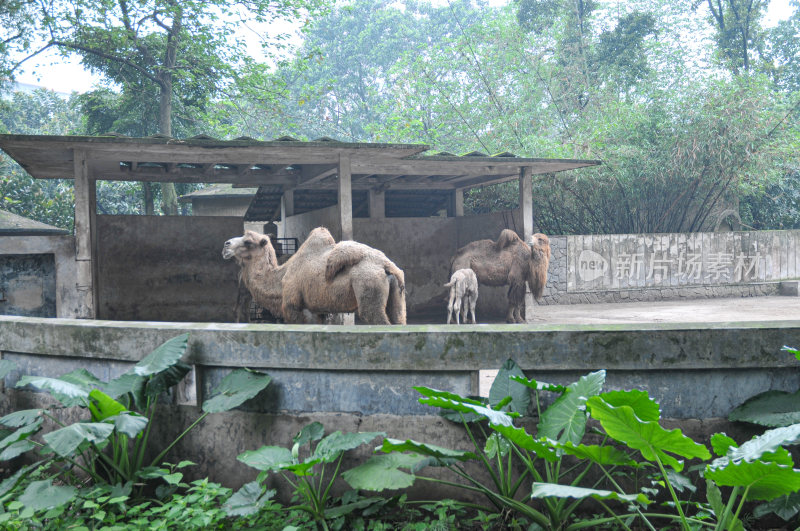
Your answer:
[0,234,81,318]
[1,316,798,489]
[97,215,243,322]
[89,213,799,323]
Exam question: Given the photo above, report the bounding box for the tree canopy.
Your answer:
[0,0,798,234]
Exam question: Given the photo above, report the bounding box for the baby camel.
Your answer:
[444,268,479,324]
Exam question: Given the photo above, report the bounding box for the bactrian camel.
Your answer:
[450,229,550,323]
[222,227,406,325]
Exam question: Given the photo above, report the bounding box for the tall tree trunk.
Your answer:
[157,10,181,216]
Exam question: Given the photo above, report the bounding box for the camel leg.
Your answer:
[446,290,456,324]
[353,278,391,325]
[386,275,406,325]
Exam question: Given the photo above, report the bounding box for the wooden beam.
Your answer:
[454,188,464,217]
[519,166,533,240]
[369,189,385,219]
[338,153,353,240]
[281,189,295,219]
[73,148,96,319]
[298,164,337,187]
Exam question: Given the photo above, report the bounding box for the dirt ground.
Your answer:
[529,295,799,325]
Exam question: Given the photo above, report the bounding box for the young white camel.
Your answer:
[444,268,479,324]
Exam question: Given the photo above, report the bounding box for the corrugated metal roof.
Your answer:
[0,209,69,235]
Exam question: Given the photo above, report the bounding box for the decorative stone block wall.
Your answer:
[539,230,797,305]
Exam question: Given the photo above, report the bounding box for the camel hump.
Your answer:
[324,242,368,281]
[496,229,522,251]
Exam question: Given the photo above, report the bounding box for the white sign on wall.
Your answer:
[567,232,798,292]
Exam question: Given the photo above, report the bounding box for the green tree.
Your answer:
[0,90,84,229]
[766,0,800,93]
[30,0,319,214]
[0,0,38,90]
[697,0,769,74]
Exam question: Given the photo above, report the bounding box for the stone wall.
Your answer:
[0,234,80,318]
[96,215,243,322]
[0,316,798,489]
[538,230,797,305]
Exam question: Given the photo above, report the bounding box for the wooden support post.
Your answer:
[519,166,534,322]
[519,166,533,240]
[281,189,295,219]
[454,188,464,217]
[369,189,385,219]
[73,149,96,319]
[338,153,353,240]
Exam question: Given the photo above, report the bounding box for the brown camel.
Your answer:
[222,227,406,325]
[450,229,550,323]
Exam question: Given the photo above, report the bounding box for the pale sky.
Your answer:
[12,0,797,95]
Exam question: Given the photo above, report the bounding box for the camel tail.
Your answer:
[384,262,405,293]
[495,229,521,251]
[325,244,367,281]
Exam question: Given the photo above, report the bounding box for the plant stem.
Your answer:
[149,412,208,468]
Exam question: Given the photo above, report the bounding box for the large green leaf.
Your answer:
[728,390,800,428]
[0,359,17,381]
[144,362,192,399]
[202,369,272,413]
[0,409,43,428]
[586,396,710,471]
[42,422,114,457]
[0,465,34,498]
[711,433,739,457]
[706,458,800,501]
[313,431,384,462]
[489,359,530,414]
[489,424,558,461]
[343,452,447,491]
[539,370,605,445]
[753,491,800,521]
[88,389,127,421]
[108,412,148,438]
[18,479,77,511]
[712,424,800,468]
[415,387,514,427]
[103,373,146,409]
[0,419,42,450]
[223,481,275,516]
[133,333,189,377]
[530,482,650,505]
[599,389,660,422]
[510,375,566,393]
[379,438,477,461]
[59,369,102,389]
[294,422,325,447]
[0,440,36,461]
[237,446,294,472]
[559,442,636,466]
[16,376,89,407]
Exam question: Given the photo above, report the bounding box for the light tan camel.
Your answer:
[222,227,406,325]
[450,230,550,323]
[444,268,478,324]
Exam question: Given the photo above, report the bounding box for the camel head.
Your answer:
[530,233,551,261]
[222,230,278,267]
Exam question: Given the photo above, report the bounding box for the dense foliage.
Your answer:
[0,0,798,233]
[2,344,800,529]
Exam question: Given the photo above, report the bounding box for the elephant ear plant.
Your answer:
[343,359,648,530]
[0,333,272,509]
[235,421,385,531]
[345,357,800,530]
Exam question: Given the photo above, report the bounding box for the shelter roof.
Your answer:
[0,209,69,235]
[0,134,601,193]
